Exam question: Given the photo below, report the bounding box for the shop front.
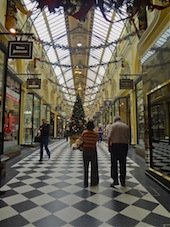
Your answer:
[147,82,170,189]
[0,46,6,155]
[142,28,170,190]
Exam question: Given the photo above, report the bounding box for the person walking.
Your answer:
[39,119,50,163]
[64,129,69,142]
[98,126,103,143]
[81,120,99,187]
[108,116,130,187]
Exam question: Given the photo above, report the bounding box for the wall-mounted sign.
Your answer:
[55,106,62,112]
[119,79,133,89]
[8,41,33,59]
[27,78,41,89]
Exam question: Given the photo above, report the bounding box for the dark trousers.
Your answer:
[40,141,50,160]
[83,147,99,186]
[110,143,128,183]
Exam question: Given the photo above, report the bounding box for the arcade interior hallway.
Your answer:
[0,140,170,227]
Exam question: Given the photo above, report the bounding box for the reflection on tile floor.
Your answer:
[0,141,170,227]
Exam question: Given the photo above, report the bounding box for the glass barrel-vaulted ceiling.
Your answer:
[23,0,127,111]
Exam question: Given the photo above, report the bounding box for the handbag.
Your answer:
[34,135,40,142]
[74,136,84,151]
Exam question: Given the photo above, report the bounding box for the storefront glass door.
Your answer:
[24,94,40,144]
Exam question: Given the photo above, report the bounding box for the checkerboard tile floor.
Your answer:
[0,140,170,227]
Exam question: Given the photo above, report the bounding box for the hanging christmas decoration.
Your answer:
[32,0,170,22]
[34,57,121,69]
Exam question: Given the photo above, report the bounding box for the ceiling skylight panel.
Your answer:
[89,56,101,67]
[94,26,108,37]
[111,24,124,33]
[87,70,96,82]
[58,76,65,84]
[48,21,62,30]
[49,18,65,29]
[93,20,109,32]
[88,56,99,66]
[32,10,44,21]
[94,20,108,29]
[64,71,74,81]
[38,32,51,43]
[46,49,57,62]
[94,9,110,24]
[98,67,105,76]
[96,77,101,84]
[36,26,48,35]
[23,0,37,11]
[102,51,112,63]
[50,26,66,36]
[86,79,94,87]
[92,48,103,57]
[54,67,62,77]
[57,48,70,59]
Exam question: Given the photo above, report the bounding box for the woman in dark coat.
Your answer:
[39,119,50,163]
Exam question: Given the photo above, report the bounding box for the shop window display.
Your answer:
[136,81,145,146]
[0,51,5,130]
[24,94,33,144]
[4,75,20,149]
[24,94,40,144]
[148,82,170,177]
[0,50,5,154]
[33,96,41,140]
[41,104,50,123]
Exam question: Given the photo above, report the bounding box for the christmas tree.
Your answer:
[68,94,86,136]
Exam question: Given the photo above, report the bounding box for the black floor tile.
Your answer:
[0,215,29,227]
[23,189,43,198]
[42,200,68,213]
[70,214,102,227]
[103,200,129,212]
[12,200,37,213]
[73,200,98,212]
[33,214,66,227]
[107,213,138,227]
[133,199,159,211]
[143,213,170,226]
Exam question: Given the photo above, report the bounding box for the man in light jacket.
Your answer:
[108,116,130,187]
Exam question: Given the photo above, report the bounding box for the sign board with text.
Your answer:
[27,78,41,89]
[119,79,133,89]
[8,41,33,59]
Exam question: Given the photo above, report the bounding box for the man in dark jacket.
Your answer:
[39,119,50,163]
[108,116,130,187]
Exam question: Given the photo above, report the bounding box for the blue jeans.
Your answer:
[40,140,50,160]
